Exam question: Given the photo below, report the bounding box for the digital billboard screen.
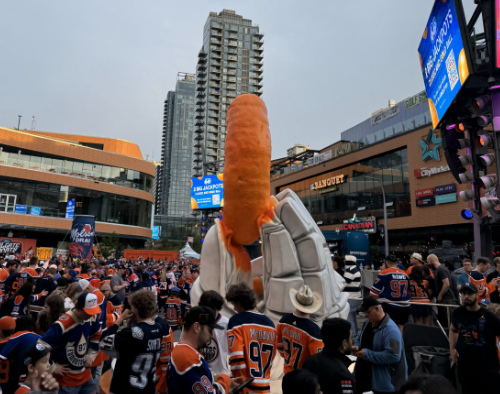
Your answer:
[191,174,223,210]
[418,0,471,128]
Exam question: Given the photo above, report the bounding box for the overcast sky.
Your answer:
[0,1,478,160]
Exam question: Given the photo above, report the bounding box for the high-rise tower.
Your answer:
[157,72,196,217]
[192,9,264,176]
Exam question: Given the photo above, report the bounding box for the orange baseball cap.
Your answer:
[0,316,16,330]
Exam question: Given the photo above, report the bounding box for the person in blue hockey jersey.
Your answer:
[370,255,411,333]
[167,306,242,394]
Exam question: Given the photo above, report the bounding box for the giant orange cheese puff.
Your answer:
[218,94,277,274]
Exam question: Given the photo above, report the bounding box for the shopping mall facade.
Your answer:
[0,127,155,253]
[270,92,495,262]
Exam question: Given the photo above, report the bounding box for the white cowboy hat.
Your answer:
[289,285,322,314]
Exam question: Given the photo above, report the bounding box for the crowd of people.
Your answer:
[0,251,498,393]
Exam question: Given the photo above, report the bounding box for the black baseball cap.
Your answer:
[184,306,223,329]
[459,282,478,294]
[386,255,398,263]
[24,341,52,367]
[358,296,381,312]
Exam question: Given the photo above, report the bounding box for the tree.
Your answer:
[97,232,121,258]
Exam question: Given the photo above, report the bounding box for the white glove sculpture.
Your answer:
[190,94,349,325]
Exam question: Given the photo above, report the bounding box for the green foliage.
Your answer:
[370,244,381,264]
[97,232,122,258]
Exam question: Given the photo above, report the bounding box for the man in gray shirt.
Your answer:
[110,265,129,301]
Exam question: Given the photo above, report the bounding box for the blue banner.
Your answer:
[29,206,41,216]
[15,205,27,214]
[418,0,470,128]
[191,175,224,210]
[152,226,161,240]
[69,215,95,260]
[65,199,75,219]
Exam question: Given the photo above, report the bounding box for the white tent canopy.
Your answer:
[179,242,200,259]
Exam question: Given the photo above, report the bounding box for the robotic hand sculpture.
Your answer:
[191,94,349,324]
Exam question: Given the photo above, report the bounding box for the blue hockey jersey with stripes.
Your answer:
[370,267,411,309]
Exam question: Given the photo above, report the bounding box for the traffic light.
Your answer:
[443,92,500,220]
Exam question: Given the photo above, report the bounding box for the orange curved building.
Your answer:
[0,127,155,250]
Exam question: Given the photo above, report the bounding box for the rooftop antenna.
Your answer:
[31,115,36,131]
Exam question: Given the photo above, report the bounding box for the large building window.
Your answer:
[0,177,152,228]
[286,148,411,225]
[0,146,153,192]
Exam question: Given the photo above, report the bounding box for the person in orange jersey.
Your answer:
[277,285,323,374]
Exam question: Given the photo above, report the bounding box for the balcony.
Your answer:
[211,52,221,59]
[228,55,237,61]
[208,111,219,118]
[208,104,219,110]
[228,77,236,83]
[209,95,220,103]
[194,140,203,148]
[208,119,219,126]
[227,62,237,69]
[212,22,222,29]
[227,84,236,90]
[210,73,221,81]
[228,69,237,75]
[228,25,238,32]
[194,133,204,140]
[198,51,208,57]
[228,40,238,47]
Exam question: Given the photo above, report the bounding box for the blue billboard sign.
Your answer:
[418,0,471,128]
[65,199,75,219]
[15,205,27,214]
[152,226,161,240]
[191,175,223,210]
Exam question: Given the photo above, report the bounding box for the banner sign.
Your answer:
[191,175,223,210]
[436,192,457,204]
[435,183,456,194]
[65,199,75,219]
[371,105,400,126]
[416,196,436,207]
[418,0,471,128]
[405,91,428,110]
[343,215,377,233]
[29,206,41,216]
[152,226,161,240]
[415,187,434,198]
[0,238,36,255]
[69,215,95,260]
[15,205,27,214]
[37,247,53,261]
[307,150,333,167]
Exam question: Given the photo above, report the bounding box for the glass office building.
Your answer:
[158,73,196,217]
[296,148,411,225]
[192,9,264,176]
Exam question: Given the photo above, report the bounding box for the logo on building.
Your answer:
[310,174,347,190]
[343,215,376,233]
[348,213,362,224]
[414,165,450,178]
[419,129,442,161]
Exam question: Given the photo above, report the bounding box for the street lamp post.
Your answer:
[361,175,389,257]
